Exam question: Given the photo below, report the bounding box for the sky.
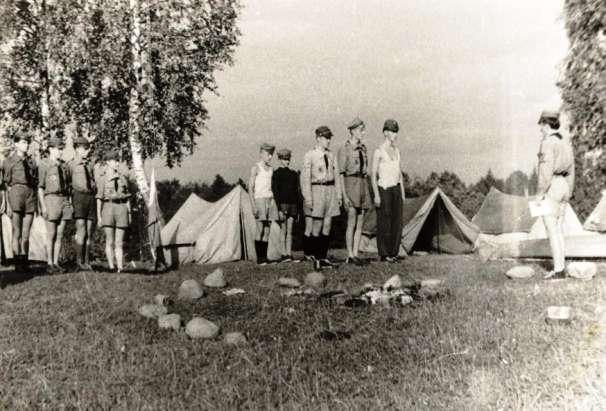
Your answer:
[153,0,569,185]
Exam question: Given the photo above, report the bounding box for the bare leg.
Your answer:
[104,226,115,270]
[304,216,313,237]
[345,207,356,258]
[46,220,58,266]
[262,222,270,242]
[285,217,294,256]
[21,213,33,258]
[54,219,66,266]
[353,211,365,258]
[255,221,264,241]
[75,219,86,265]
[11,212,23,257]
[321,216,332,236]
[115,228,125,272]
[279,220,287,255]
[543,214,564,272]
[85,219,94,266]
[556,207,566,271]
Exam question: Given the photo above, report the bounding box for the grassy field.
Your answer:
[1,253,605,410]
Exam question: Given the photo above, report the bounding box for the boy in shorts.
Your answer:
[249,143,278,265]
[271,148,300,262]
[38,134,72,273]
[301,126,342,270]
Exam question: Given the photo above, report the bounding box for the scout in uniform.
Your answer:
[271,148,300,262]
[3,134,37,268]
[38,134,72,273]
[69,136,96,271]
[338,117,372,266]
[301,126,342,270]
[248,143,278,265]
[0,140,11,266]
[95,149,131,273]
[537,110,575,279]
[371,119,405,263]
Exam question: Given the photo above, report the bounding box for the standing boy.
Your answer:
[301,126,342,270]
[38,134,72,273]
[271,148,300,262]
[69,136,96,271]
[338,117,372,265]
[249,143,278,265]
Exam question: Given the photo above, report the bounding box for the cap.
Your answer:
[73,136,90,147]
[48,136,65,148]
[260,143,275,154]
[104,149,120,161]
[383,119,399,133]
[538,110,559,124]
[277,148,292,160]
[347,117,365,130]
[315,126,333,139]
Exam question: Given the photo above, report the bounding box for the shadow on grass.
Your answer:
[0,261,48,288]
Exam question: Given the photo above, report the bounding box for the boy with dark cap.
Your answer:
[301,126,342,270]
[271,148,300,262]
[38,133,72,273]
[3,133,38,269]
[338,117,372,266]
[69,135,96,271]
[249,143,278,265]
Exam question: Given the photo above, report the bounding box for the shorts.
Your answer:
[101,201,129,228]
[73,191,96,220]
[304,185,341,219]
[343,175,372,210]
[8,184,36,214]
[278,203,299,220]
[44,194,73,222]
[544,176,569,219]
[254,197,279,221]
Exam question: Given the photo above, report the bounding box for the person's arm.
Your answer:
[337,146,351,208]
[399,150,405,200]
[537,140,554,197]
[248,165,258,216]
[301,152,312,209]
[95,166,104,224]
[37,163,47,218]
[333,153,342,206]
[371,149,381,207]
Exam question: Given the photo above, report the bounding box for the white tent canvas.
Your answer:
[1,214,47,262]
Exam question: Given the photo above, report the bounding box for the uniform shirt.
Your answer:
[2,153,37,187]
[337,140,369,176]
[537,132,575,196]
[95,164,130,200]
[68,154,96,193]
[38,158,70,195]
[271,166,300,205]
[300,147,341,202]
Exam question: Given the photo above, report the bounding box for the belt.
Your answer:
[104,198,129,204]
[344,173,367,178]
[312,180,335,186]
[45,192,68,197]
[554,171,569,177]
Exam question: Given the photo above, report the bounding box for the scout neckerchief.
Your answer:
[82,157,92,191]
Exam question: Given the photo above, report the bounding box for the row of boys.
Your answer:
[0,133,132,274]
[249,118,405,270]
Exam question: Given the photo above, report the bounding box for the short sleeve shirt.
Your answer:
[69,155,96,194]
[3,153,37,187]
[337,140,369,176]
[38,158,70,195]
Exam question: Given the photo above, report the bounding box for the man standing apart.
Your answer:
[69,136,96,271]
[338,117,372,266]
[38,134,72,273]
[537,111,575,279]
[301,126,342,270]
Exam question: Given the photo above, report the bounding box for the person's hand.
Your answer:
[374,196,381,208]
[343,195,352,209]
[127,211,132,225]
[41,208,48,220]
[305,199,313,210]
[252,207,258,218]
[97,214,103,227]
[278,211,285,221]
[6,207,12,218]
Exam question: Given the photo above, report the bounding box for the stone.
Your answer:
[400,295,413,306]
[383,275,402,291]
[158,314,181,330]
[185,318,220,339]
[153,294,173,306]
[305,272,326,289]
[567,262,597,281]
[277,277,302,288]
[224,332,247,346]
[138,304,167,319]
[178,279,205,300]
[505,266,535,279]
[204,268,227,288]
[222,288,245,296]
[421,279,443,288]
[546,306,572,324]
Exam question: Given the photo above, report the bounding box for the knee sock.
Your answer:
[254,240,262,263]
[321,235,330,260]
[261,241,269,262]
[303,235,310,257]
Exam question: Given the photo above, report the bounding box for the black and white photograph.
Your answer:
[1,0,606,409]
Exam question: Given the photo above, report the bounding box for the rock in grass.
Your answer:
[153,294,173,306]
[204,268,227,288]
[546,306,572,324]
[138,304,167,319]
[567,262,597,281]
[158,314,181,330]
[186,318,220,339]
[277,277,302,288]
[383,275,402,291]
[505,266,535,279]
[178,279,205,300]
[224,332,247,346]
[305,272,326,289]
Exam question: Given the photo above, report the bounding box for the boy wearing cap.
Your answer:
[249,143,278,265]
[537,110,575,280]
[338,117,372,266]
[95,149,131,273]
[3,134,38,268]
[301,126,342,270]
[271,148,300,262]
[371,119,405,263]
[38,133,72,273]
[69,136,96,271]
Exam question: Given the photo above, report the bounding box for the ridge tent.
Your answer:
[360,187,480,254]
[583,191,606,232]
[160,193,210,248]
[471,187,535,234]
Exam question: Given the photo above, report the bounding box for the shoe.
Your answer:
[46,264,57,275]
[319,259,335,269]
[312,257,321,271]
[266,259,278,265]
[290,255,301,263]
[544,270,567,280]
[55,264,66,273]
[386,256,398,263]
[281,255,292,263]
[81,263,93,271]
[77,263,91,272]
[304,255,314,262]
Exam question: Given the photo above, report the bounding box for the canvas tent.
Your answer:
[583,191,606,232]
[161,187,283,265]
[1,214,47,262]
[361,187,480,255]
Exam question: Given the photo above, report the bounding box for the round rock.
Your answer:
[567,262,597,281]
[138,304,167,319]
[505,266,535,279]
[383,275,402,291]
[158,314,181,330]
[178,279,205,300]
[186,317,220,339]
[278,277,302,288]
[204,268,227,288]
[224,332,247,346]
[305,272,326,289]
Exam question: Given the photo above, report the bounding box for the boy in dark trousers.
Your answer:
[271,148,300,262]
